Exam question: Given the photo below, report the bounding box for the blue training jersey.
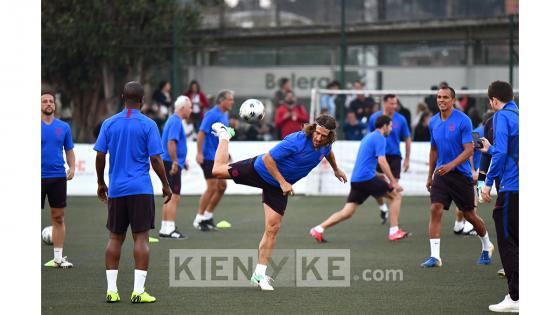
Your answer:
[351,130,386,182]
[161,114,187,166]
[200,106,229,161]
[94,108,163,198]
[254,131,332,187]
[41,118,74,178]
[429,109,473,178]
[368,111,410,156]
[473,125,484,170]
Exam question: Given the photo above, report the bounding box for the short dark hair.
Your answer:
[41,90,56,99]
[327,80,340,89]
[279,77,290,88]
[123,81,144,104]
[439,86,456,99]
[158,80,170,90]
[302,115,337,146]
[375,115,392,129]
[487,80,513,103]
[383,94,396,102]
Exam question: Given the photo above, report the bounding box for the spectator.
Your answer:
[412,102,428,129]
[182,117,197,142]
[273,77,291,108]
[320,80,339,117]
[424,85,439,115]
[349,81,374,123]
[458,86,476,113]
[397,99,412,131]
[274,90,309,139]
[342,111,368,140]
[413,111,432,141]
[244,120,276,141]
[468,108,482,128]
[151,80,173,130]
[183,80,209,132]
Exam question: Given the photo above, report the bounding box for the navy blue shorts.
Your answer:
[228,157,288,216]
[164,160,182,194]
[376,154,402,179]
[107,194,155,234]
[201,159,216,179]
[430,171,475,211]
[347,176,394,205]
[41,177,67,209]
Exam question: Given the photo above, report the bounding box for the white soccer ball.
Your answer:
[239,99,265,123]
[42,226,53,245]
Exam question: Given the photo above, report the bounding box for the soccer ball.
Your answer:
[239,99,265,123]
[42,226,53,245]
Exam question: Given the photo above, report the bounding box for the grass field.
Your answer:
[42,195,506,314]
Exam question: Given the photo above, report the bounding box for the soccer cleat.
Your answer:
[421,257,443,268]
[205,218,217,230]
[211,122,235,140]
[462,220,477,236]
[488,294,519,313]
[131,290,156,303]
[310,227,326,243]
[388,229,409,241]
[453,221,465,234]
[159,229,188,239]
[477,244,494,265]
[380,210,388,225]
[497,268,506,277]
[106,291,120,303]
[197,220,211,232]
[45,256,74,268]
[251,273,274,291]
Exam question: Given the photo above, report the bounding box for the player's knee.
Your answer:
[51,210,64,224]
[430,204,443,216]
[265,221,281,235]
[217,181,227,192]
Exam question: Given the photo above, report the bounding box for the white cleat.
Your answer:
[211,122,235,140]
[251,273,274,291]
[489,294,519,313]
[54,256,74,268]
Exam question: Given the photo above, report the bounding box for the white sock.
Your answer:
[134,269,147,294]
[379,203,389,212]
[168,221,175,232]
[255,264,267,276]
[54,248,63,263]
[314,225,325,233]
[479,232,492,251]
[195,214,205,223]
[430,239,440,259]
[204,211,213,220]
[160,221,169,234]
[106,270,118,292]
[389,226,399,235]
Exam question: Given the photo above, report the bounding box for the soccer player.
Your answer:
[421,86,494,268]
[368,94,411,230]
[211,115,347,290]
[193,90,233,231]
[159,96,192,239]
[41,90,75,268]
[310,115,407,242]
[480,81,519,312]
[95,81,172,303]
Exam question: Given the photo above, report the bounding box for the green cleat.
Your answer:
[106,291,120,303]
[131,290,156,303]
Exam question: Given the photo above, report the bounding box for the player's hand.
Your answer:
[480,138,491,153]
[472,170,479,183]
[334,169,347,183]
[481,185,492,203]
[436,163,453,176]
[66,168,75,181]
[162,185,172,204]
[403,158,410,172]
[426,177,433,192]
[280,181,295,196]
[392,182,403,193]
[97,183,108,204]
[170,162,179,175]
[196,153,203,165]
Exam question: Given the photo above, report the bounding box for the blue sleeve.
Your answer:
[167,120,181,142]
[147,123,164,157]
[63,124,74,150]
[400,115,411,139]
[461,116,473,144]
[376,136,386,157]
[368,114,375,132]
[200,112,213,134]
[93,122,108,153]
[269,136,298,160]
[429,121,436,147]
[485,113,508,187]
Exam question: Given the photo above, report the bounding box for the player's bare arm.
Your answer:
[150,155,172,204]
[167,140,179,175]
[426,145,437,192]
[325,151,347,183]
[403,136,411,172]
[65,149,76,180]
[95,152,108,204]
[262,152,293,196]
[196,130,205,164]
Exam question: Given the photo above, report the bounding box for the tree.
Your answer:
[42,0,201,142]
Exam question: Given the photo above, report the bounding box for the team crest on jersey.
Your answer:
[55,127,63,136]
[448,123,455,132]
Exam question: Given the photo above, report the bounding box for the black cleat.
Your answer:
[205,218,216,230]
[197,220,211,232]
[159,229,188,239]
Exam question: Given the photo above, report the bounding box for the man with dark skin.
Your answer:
[95,81,172,303]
